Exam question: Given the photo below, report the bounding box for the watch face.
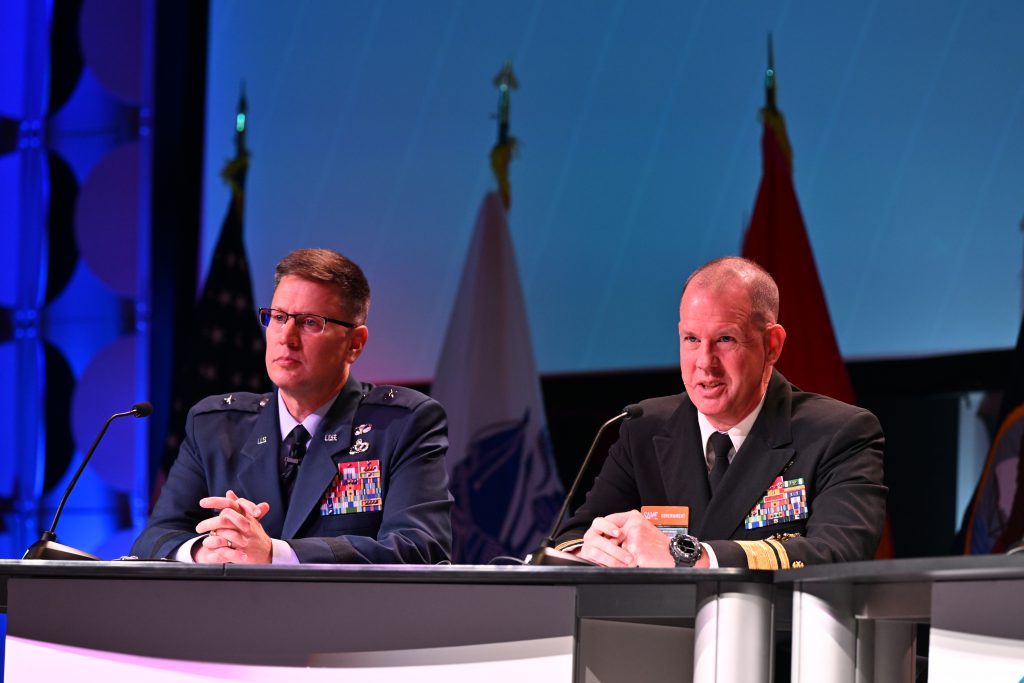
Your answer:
[670,534,700,566]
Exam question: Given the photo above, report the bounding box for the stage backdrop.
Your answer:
[203,1,1024,384]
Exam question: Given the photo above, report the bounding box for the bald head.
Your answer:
[677,257,786,429]
[682,257,779,328]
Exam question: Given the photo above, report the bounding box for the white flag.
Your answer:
[432,191,563,563]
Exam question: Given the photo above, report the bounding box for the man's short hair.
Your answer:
[682,257,779,327]
[275,248,371,324]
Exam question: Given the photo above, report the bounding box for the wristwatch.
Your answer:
[669,533,703,567]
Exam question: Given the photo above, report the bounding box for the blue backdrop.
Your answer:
[204,0,1024,383]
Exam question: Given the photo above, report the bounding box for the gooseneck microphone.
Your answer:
[24,401,153,561]
[526,404,643,565]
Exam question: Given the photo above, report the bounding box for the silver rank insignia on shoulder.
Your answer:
[325,433,338,442]
[354,423,372,436]
[257,436,267,445]
[223,394,235,405]
[349,439,370,454]
[259,397,269,407]
[385,388,396,400]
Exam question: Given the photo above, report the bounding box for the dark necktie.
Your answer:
[281,424,310,502]
[708,431,733,494]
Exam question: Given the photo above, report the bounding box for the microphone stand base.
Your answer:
[24,533,101,561]
[525,546,597,566]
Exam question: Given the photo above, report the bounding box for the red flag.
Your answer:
[742,97,893,558]
[742,108,855,406]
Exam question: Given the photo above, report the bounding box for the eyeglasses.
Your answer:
[258,307,355,335]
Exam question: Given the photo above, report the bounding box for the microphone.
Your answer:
[526,404,644,565]
[24,402,153,561]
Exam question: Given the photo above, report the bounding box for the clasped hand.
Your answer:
[579,510,676,568]
[193,490,273,564]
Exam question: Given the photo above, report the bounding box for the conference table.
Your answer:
[777,554,1024,683]
[0,560,775,682]
[4,556,1023,682]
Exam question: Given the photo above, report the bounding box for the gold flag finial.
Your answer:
[490,61,519,210]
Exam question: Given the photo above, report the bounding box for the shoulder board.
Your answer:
[192,392,272,416]
[360,385,429,411]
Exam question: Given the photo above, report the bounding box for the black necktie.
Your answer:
[708,431,733,494]
[281,424,310,502]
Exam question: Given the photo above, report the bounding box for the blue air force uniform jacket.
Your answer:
[131,376,453,564]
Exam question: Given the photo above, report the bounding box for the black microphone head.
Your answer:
[624,404,644,419]
[131,401,154,418]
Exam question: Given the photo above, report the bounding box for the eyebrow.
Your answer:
[679,326,743,338]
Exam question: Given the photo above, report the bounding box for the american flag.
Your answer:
[158,92,268,483]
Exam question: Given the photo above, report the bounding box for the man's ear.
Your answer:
[347,326,369,362]
[765,323,786,365]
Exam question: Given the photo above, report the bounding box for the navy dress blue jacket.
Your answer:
[554,371,886,568]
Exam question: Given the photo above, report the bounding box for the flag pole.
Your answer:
[490,60,518,210]
[158,82,267,482]
[432,63,563,563]
[222,84,250,214]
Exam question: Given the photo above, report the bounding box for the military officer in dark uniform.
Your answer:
[554,257,885,569]
[131,248,452,564]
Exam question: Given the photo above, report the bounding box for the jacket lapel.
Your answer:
[282,376,365,539]
[700,371,795,540]
[654,396,712,530]
[235,396,286,537]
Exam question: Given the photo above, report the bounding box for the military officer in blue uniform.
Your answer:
[131,248,452,564]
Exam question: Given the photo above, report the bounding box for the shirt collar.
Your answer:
[277,390,341,443]
[696,392,768,468]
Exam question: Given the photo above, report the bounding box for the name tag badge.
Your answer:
[641,505,690,537]
[745,476,809,530]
